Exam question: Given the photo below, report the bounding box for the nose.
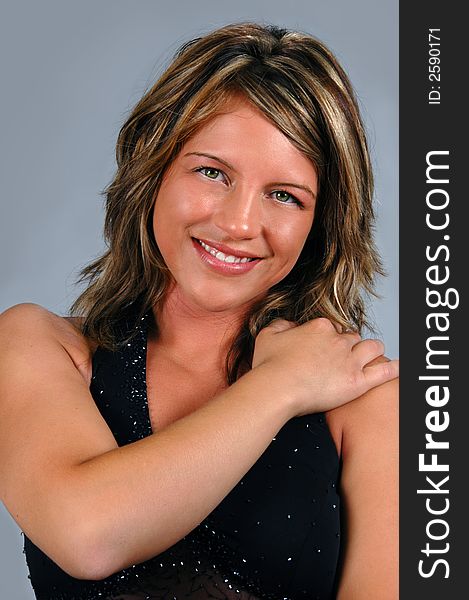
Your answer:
[213,186,263,240]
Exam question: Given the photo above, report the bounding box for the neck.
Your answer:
[151,285,250,372]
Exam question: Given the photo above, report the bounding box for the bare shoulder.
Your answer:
[0,304,117,551]
[327,357,399,598]
[326,356,399,456]
[0,303,93,383]
[0,302,82,340]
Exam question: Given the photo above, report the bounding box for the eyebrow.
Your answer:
[268,181,316,199]
[184,151,316,199]
[184,152,237,172]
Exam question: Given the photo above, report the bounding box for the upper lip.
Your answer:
[193,237,263,259]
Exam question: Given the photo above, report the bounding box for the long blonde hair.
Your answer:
[71,22,382,382]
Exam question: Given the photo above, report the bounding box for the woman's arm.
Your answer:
[0,304,398,581]
[328,367,399,599]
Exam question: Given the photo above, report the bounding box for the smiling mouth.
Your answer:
[194,238,259,264]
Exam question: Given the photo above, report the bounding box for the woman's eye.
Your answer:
[197,167,222,180]
[273,190,301,206]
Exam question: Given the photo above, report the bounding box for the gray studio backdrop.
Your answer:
[0,0,398,596]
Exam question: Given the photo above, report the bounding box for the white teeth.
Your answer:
[197,239,255,264]
[215,251,225,261]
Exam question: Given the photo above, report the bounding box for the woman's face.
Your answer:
[152,95,317,314]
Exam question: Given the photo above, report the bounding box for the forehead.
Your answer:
[180,96,317,182]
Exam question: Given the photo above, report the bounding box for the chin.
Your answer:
[174,276,268,316]
[194,295,251,314]
[186,284,258,315]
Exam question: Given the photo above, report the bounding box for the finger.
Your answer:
[351,338,385,365]
[309,317,337,333]
[363,358,399,389]
[342,331,362,344]
[262,319,297,334]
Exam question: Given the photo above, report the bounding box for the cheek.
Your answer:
[153,191,187,244]
[152,196,179,262]
[152,192,215,266]
[271,217,314,264]
[153,185,212,234]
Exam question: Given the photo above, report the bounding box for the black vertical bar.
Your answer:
[400,2,467,598]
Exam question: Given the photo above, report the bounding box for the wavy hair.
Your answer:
[71,22,383,383]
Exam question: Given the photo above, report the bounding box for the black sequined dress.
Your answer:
[23,312,341,599]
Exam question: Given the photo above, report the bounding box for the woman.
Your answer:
[0,23,398,599]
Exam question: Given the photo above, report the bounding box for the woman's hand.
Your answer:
[252,317,399,416]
